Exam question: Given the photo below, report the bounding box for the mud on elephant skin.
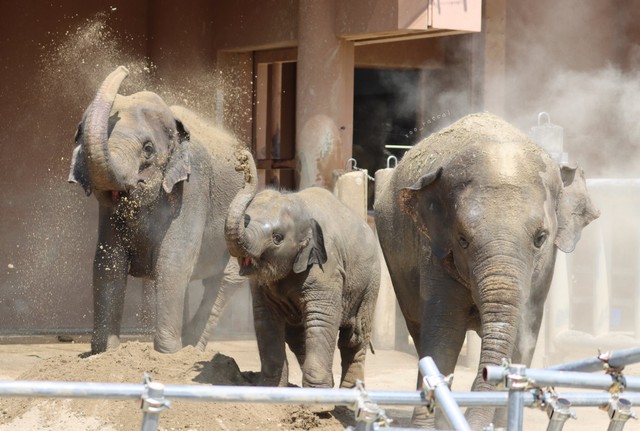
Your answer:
[69,66,252,354]
[374,112,599,429]
[225,150,380,393]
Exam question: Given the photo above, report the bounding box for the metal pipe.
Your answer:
[140,380,169,431]
[546,392,640,407]
[506,364,527,431]
[1,380,640,408]
[484,366,640,391]
[418,357,472,431]
[606,398,637,431]
[545,398,574,431]
[549,346,640,373]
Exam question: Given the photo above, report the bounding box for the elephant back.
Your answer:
[398,112,537,185]
[170,105,248,191]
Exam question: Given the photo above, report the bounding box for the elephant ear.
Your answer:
[293,219,328,273]
[399,167,450,258]
[555,164,600,252]
[68,123,92,196]
[163,119,191,193]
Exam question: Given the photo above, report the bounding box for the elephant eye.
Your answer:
[458,235,469,249]
[272,233,284,245]
[534,230,548,248]
[142,141,155,159]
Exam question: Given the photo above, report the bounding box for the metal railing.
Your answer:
[1,348,640,430]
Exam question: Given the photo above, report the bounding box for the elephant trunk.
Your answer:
[463,252,528,428]
[473,253,527,387]
[83,66,129,192]
[224,149,260,259]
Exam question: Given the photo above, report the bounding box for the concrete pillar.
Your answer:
[296,0,355,190]
[371,166,404,351]
[482,0,506,116]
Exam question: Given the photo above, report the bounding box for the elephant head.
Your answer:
[69,66,191,208]
[225,151,327,282]
[399,141,599,384]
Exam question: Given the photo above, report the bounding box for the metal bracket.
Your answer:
[599,351,628,394]
[141,374,171,414]
[545,396,575,431]
[422,372,453,416]
[349,380,392,431]
[606,396,637,431]
[505,364,529,391]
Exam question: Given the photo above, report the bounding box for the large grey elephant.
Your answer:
[68,66,251,354]
[224,150,380,392]
[374,112,599,429]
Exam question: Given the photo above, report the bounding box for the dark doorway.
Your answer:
[352,68,421,208]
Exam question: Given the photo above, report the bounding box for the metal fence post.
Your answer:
[140,375,171,431]
[545,397,574,431]
[606,397,637,431]
[348,381,392,431]
[419,356,472,431]
[505,364,528,431]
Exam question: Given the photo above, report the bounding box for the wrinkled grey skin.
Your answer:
[69,66,250,354]
[374,113,599,429]
[225,151,380,391]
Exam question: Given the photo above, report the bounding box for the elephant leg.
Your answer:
[181,282,193,342]
[285,323,306,369]
[153,250,199,353]
[180,276,219,348]
[338,284,378,389]
[140,279,156,335]
[91,214,129,354]
[252,282,288,386]
[190,257,247,350]
[301,300,340,389]
[415,270,472,429]
[337,328,367,389]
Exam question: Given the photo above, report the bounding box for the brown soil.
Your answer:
[0,342,349,431]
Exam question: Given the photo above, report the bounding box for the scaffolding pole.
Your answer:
[484,366,640,392]
[2,380,640,407]
[549,346,640,373]
[418,356,472,431]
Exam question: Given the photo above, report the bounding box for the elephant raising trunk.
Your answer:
[224,149,262,260]
[83,65,130,192]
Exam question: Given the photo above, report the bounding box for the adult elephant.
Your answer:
[224,150,380,394]
[374,112,599,429]
[69,66,251,354]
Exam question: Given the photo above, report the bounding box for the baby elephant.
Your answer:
[225,151,380,391]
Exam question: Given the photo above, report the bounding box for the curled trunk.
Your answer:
[83,66,129,191]
[224,149,259,258]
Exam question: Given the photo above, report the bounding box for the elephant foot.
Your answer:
[411,405,436,429]
[153,337,183,354]
[91,334,121,355]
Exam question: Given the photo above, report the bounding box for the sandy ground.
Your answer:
[0,339,638,430]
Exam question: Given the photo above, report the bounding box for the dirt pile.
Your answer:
[0,342,346,430]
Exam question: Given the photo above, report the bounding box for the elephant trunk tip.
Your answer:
[234,148,257,188]
[225,148,257,259]
[116,65,130,75]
